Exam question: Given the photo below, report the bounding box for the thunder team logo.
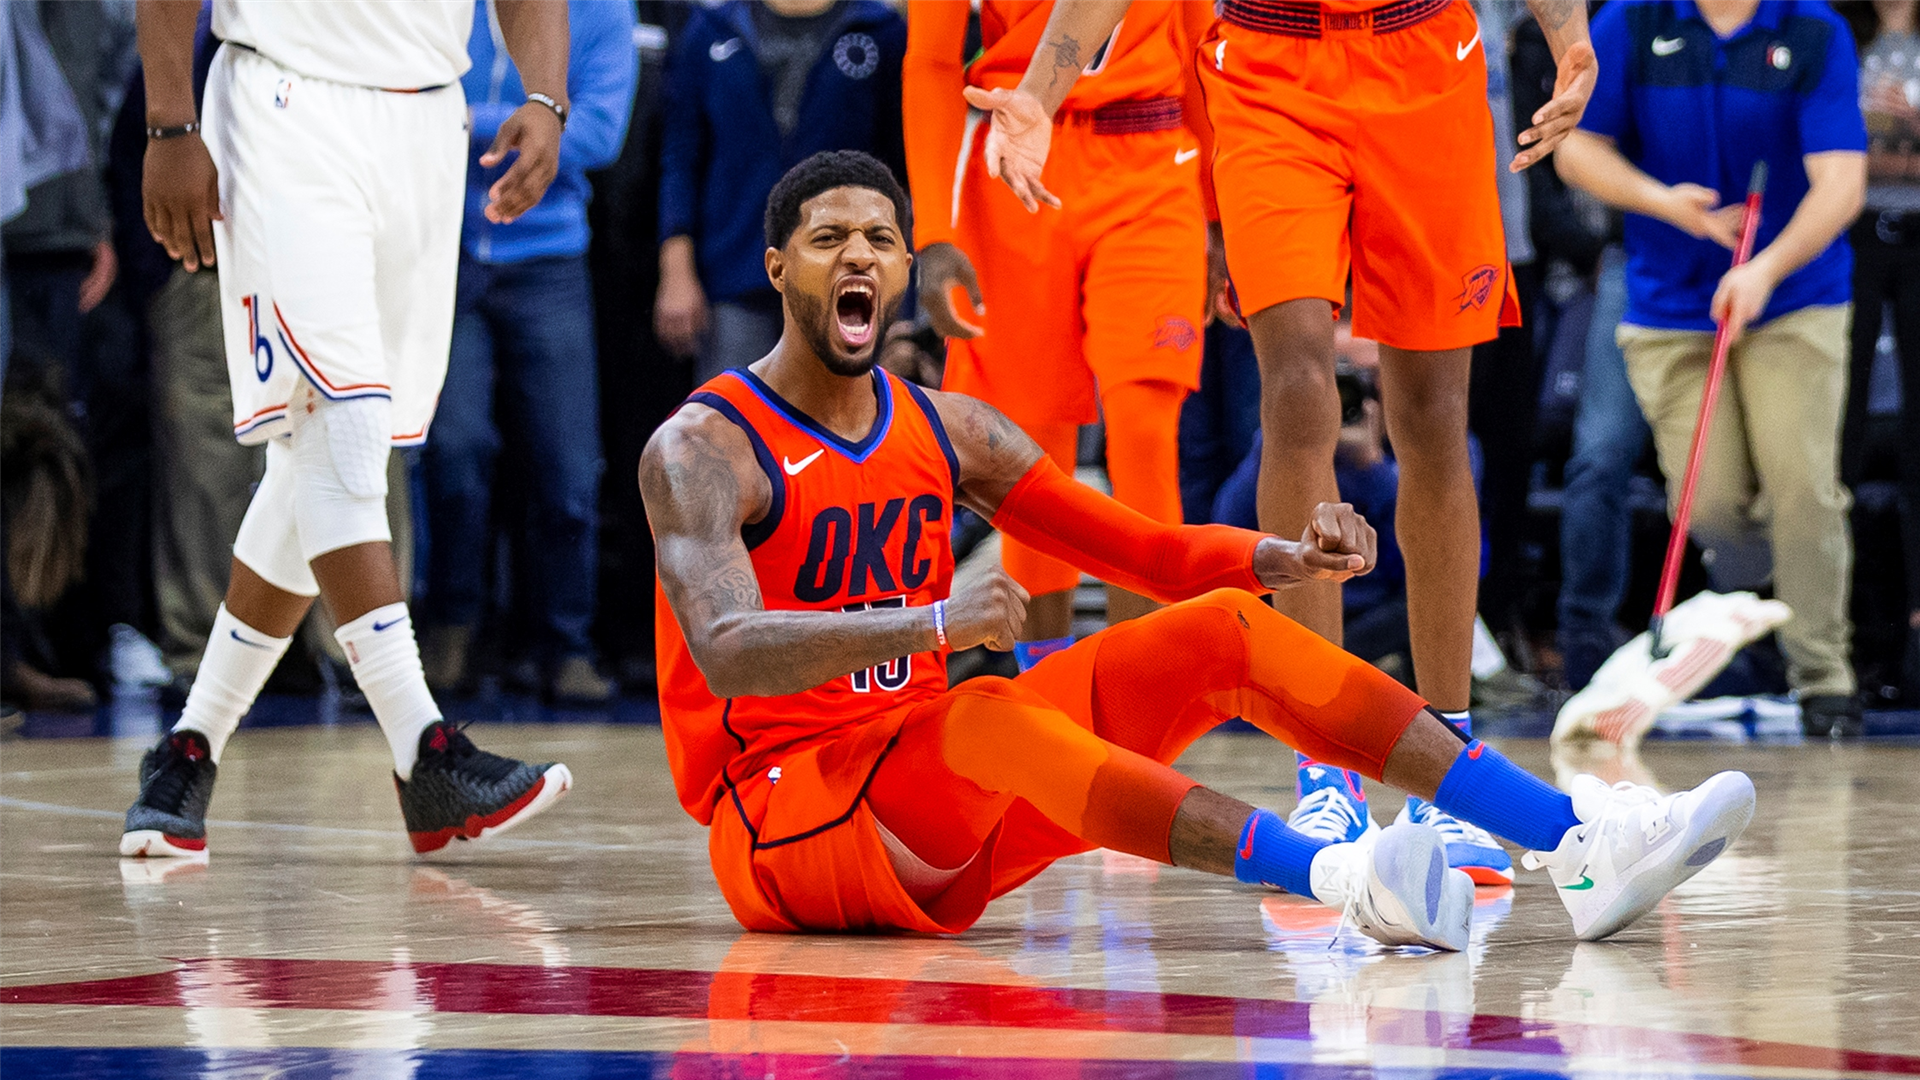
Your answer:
[1454,264,1501,312]
[1153,315,1199,351]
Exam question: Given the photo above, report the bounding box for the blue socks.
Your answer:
[1233,808,1331,900]
[1407,710,1474,813]
[1296,751,1367,806]
[1432,739,1581,853]
[1013,636,1072,673]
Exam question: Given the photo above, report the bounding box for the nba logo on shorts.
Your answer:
[1454,265,1500,312]
[275,79,294,109]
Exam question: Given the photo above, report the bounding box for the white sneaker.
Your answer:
[1522,771,1755,941]
[1310,822,1473,952]
[110,624,173,688]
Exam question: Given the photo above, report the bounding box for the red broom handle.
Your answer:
[1650,162,1769,635]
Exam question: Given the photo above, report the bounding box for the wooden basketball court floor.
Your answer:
[4,712,1918,1079]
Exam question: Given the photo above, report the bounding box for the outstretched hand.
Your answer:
[1252,502,1377,589]
[482,102,563,224]
[963,85,1061,213]
[1512,40,1596,172]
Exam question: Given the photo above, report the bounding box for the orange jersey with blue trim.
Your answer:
[655,369,959,825]
[903,0,1218,248]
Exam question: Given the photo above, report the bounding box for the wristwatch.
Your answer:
[525,92,567,128]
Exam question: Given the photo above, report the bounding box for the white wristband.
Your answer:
[931,600,949,649]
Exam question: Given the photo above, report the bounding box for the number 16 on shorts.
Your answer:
[241,294,275,381]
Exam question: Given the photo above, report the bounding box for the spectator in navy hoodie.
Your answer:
[655,0,905,384]
[418,0,637,704]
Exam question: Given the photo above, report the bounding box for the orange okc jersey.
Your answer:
[902,0,1216,250]
[655,369,958,826]
[970,0,1195,110]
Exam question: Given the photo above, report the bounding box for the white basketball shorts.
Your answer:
[203,43,467,447]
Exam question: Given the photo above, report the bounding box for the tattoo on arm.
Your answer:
[1044,33,1083,92]
[641,414,761,638]
[1526,0,1588,56]
[643,411,937,699]
[930,391,1045,519]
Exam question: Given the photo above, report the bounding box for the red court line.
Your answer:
[4,958,1914,1076]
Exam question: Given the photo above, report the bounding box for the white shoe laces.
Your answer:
[1523,778,1669,872]
[1317,831,1374,949]
[1405,799,1501,849]
[1289,786,1371,844]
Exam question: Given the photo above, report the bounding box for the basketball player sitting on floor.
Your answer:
[643,151,1756,947]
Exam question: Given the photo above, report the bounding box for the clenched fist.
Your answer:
[1252,502,1378,589]
[944,566,1029,652]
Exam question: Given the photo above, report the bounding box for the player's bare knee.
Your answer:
[1379,367,1470,459]
[1247,297,1336,353]
[1252,363,1339,454]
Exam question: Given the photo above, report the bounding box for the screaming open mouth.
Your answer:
[834,278,877,349]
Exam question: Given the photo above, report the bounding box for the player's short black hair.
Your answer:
[764,150,913,250]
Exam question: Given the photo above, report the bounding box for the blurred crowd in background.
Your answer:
[3,0,1914,721]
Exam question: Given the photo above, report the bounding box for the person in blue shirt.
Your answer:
[418,0,638,704]
[653,0,905,385]
[1557,0,1868,737]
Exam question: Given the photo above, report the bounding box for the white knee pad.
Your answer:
[232,439,322,597]
[288,384,393,562]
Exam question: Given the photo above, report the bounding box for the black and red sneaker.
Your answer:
[396,721,572,854]
[121,730,218,857]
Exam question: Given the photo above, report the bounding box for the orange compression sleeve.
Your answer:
[990,457,1266,604]
[902,0,974,250]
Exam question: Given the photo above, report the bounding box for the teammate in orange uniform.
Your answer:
[967,0,1600,882]
[902,1,1220,669]
[641,151,1755,945]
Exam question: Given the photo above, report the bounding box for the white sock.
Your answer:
[175,605,292,763]
[335,602,442,780]
[1442,709,1473,738]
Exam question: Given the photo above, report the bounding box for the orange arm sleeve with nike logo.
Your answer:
[903,0,974,251]
[990,457,1265,604]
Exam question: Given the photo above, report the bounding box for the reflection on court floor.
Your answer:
[3,720,1917,1079]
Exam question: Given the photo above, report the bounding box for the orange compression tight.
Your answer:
[998,379,1192,599]
[864,589,1429,873]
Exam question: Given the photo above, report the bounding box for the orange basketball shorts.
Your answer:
[1198,0,1520,350]
[945,118,1207,594]
[704,590,1428,934]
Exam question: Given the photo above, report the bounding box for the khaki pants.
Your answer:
[150,267,265,674]
[148,266,413,676]
[1618,304,1855,697]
